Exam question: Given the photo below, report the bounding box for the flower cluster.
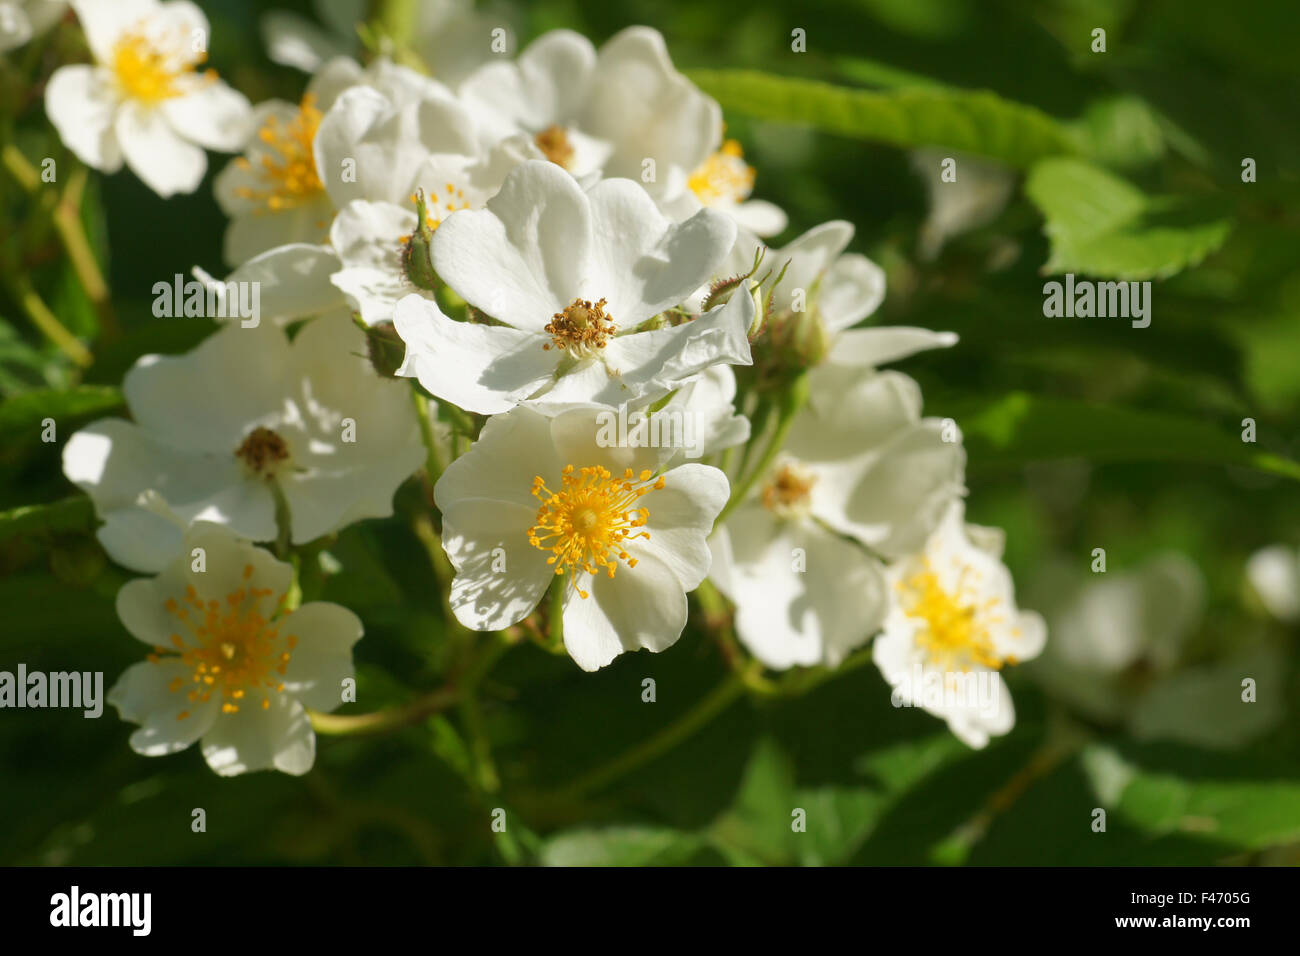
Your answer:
[44,4,1044,774]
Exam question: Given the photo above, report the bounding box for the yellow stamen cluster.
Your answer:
[896,559,1014,673]
[535,125,575,169]
[761,462,817,516]
[111,22,214,104]
[233,94,325,213]
[544,298,616,356]
[528,465,665,599]
[688,140,756,206]
[147,563,296,719]
[235,426,290,478]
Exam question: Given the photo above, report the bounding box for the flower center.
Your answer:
[233,94,324,212]
[528,465,665,599]
[149,564,296,718]
[688,140,755,206]
[761,461,817,517]
[535,125,575,169]
[111,22,211,104]
[235,426,290,478]
[544,298,616,356]
[897,560,1010,672]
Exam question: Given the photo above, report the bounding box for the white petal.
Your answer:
[279,602,363,712]
[201,693,316,776]
[71,0,158,63]
[393,294,558,414]
[828,326,958,368]
[163,77,252,152]
[434,405,561,511]
[632,462,728,591]
[96,501,187,573]
[115,100,207,197]
[431,160,591,331]
[44,65,123,172]
[561,547,688,671]
[730,199,787,238]
[109,659,220,756]
[584,178,735,324]
[818,253,886,332]
[196,243,343,323]
[260,10,349,72]
[441,497,555,631]
[767,221,854,315]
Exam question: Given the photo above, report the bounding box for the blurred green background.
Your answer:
[1,0,1298,865]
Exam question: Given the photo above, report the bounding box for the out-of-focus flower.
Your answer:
[910,148,1015,261]
[0,0,65,51]
[1031,552,1285,749]
[458,27,719,201]
[661,139,787,237]
[262,0,502,86]
[46,0,251,196]
[1245,543,1300,622]
[873,500,1046,749]
[109,523,361,776]
[710,358,964,669]
[434,405,728,671]
[393,160,752,413]
[63,312,423,572]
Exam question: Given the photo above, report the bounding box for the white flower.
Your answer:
[394,159,751,414]
[63,311,424,572]
[0,0,65,52]
[45,0,251,197]
[108,522,361,776]
[715,221,886,343]
[660,139,787,237]
[213,57,479,267]
[458,27,719,199]
[211,57,357,265]
[873,500,1046,749]
[1245,543,1300,622]
[434,405,728,671]
[328,153,498,326]
[709,361,964,669]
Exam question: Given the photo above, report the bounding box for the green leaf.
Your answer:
[539,826,707,866]
[1084,746,1300,851]
[687,69,1077,169]
[949,392,1300,481]
[0,384,123,443]
[1026,157,1232,279]
[1067,96,1167,169]
[0,498,95,546]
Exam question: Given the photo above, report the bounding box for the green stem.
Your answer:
[2,146,118,340]
[716,373,809,525]
[9,273,92,367]
[412,389,444,487]
[555,671,747,800]
[310,685,460,736]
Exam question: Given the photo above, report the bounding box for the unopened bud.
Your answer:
[365,321,406,378]
[402,191,440,292]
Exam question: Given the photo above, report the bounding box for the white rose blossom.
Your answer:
[63,311,424,572]
[393,159,754,414]
[434,405,728,671]
[108,522,361,776]
[709,349,964,670]
[873,500,1046,749]
[45,0,252,197]
[458,27,719,200]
